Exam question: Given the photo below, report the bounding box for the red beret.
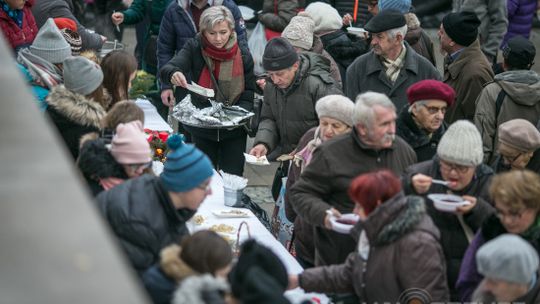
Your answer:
[53,18,77,32]
[406,79,455,107]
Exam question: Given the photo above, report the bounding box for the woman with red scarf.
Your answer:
[160,5,255,176]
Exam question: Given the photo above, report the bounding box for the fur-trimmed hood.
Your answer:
[172,274,229,304]
[353,192,436,246]
[160,244,198,282]
[77,138,127,180]
[46,85,106,129]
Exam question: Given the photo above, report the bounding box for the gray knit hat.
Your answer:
[30,18,72,64]
[63,56,104,96]
[498,119,540,152]
[282,12,315,51]
[315,95,355,127]
[477,234,539,284]
[262,37,299,71]
[437,120,483,166]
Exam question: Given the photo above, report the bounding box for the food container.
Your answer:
[428,194,471,212]
[224,187,244,207]
[330,213,360,234]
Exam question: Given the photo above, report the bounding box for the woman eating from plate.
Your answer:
[160,6,255,176]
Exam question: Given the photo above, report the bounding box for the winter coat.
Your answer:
[444,39,494,123]
[472,273,540,304]
[0,0,37,52]
[319,29,369,84]
[474,70,540,163]
[96,174,195,273]
[457,214,540,301]
[396,106,448,163]
[404,12,436,66]
[310,35,342,88]
[403,159,495,300]
[157,0,247,91]
[77,137,128,196]
[502,0,537,47]
[345,42,441,110]
[122,0,170,36]
[254,52,342,158]
[327,0,370,27]
[258,0,298,32]
[46,85,106,159]
[299,193,450,302]
[142,244,198,304]
[284,127,317,266]
[17,63,49,111]
[31,0,104,51]
[289,128,417,266]
[160,34,255,142]
[453,0,508,59]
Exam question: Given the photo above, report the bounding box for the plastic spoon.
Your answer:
[431,179,450,186]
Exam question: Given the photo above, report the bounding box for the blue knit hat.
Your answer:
[378,0,411,14]
[160,135,214,192]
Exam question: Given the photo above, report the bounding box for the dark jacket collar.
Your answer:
[364,41,419,77]
[397,106,447,148]
[154,178,197,224]
[446,39,483,80]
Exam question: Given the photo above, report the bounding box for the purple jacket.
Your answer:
[456,231,487,302]
[502,0,537,47]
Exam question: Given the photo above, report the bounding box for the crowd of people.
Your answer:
[3,0,540,303]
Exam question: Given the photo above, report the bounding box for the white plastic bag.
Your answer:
[248,22,268,76]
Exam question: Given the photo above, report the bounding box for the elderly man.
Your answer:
[473,234,540,303]
[346,9,440,110]
[249,37,341,160]
[289,91,416,266]
[403,120,495,300]
[439,11,494,123]
[474,36,540,163]
[397,80,455,162]
[490,119,540,173]
[453,0,507,63]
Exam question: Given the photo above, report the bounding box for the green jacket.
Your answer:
[122,0,171,35]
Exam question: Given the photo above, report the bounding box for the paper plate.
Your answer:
[428,194,471,213]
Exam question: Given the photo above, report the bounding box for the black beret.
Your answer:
[442,11,481,47]
[365,9,406,34]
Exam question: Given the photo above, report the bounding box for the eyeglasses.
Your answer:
[127,161,152,171]
[422,104,447,115]
[501,152,524,165]
[439,160,473,174]
[495,208,527,222]
[197,183,211,192]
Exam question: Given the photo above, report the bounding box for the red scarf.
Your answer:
[198,33,244,105]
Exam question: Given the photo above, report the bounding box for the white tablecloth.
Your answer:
[187,172,329,303]
[135,98,173,132]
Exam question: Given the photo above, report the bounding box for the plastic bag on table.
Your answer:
[271,177,294,252]
[248,22,268,76]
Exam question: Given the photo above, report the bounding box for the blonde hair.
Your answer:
[490,170,540,211]
[199,6,235,33]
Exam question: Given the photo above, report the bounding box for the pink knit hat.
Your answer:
[110,121,152,164]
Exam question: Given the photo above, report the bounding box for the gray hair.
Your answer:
[199,6,235,33]
[408,100,426,113]
[352,91,396,126]
[387,24,408,40]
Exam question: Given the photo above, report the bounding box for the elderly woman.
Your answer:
[403,120,496,300]
[289,170,449,302]
[491,119,540,173]
[457,170,540,301]
[160,6,255,176]
[284,94,354,268]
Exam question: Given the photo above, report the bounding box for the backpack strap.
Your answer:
[495,88,507,121]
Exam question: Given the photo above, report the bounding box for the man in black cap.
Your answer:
[474,36,540,164]
[345,9,440,110]
[249,37,341,159]
[439,11,494,124]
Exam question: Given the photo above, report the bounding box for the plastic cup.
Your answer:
[224,187,243,207]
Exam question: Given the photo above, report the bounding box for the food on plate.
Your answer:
[210,224,235,234]
[221,210,247,216]
[193,215,205,225]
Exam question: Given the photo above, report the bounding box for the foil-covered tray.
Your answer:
[172,95,254,129]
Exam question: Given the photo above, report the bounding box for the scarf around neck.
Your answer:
[1,0,23,28]
[17,48,63,89]
[381,44,407,83]
[293,127,323,172]
[198,32,244,105]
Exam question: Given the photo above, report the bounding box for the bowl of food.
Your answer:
[428,194,471,212]
[330,213,360,234]
[347,27,368,37]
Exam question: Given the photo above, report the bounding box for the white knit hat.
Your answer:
[30,18,72,64]
[437,120,483,166]
[304,2,343,33]
[315,95,355,127]
[282,12,315,50]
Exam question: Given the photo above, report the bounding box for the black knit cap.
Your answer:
[364,9,406,34]
[503,36,536,69]
[262,37,299,71]
[442,11,481,47]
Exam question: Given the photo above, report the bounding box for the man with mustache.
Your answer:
[345,9,440,110]
[289,91,417,267]
[397,79,455,162]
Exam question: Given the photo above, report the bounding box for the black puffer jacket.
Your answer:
[77,138,127,196]
[96,174,195,273]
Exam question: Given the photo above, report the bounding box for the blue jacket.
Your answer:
[157,0,247,91]
[17,63,50,111]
